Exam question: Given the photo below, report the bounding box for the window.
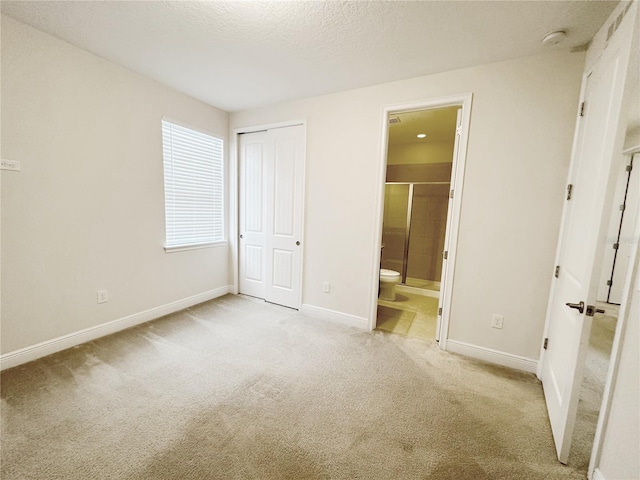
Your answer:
[162,120,224,251]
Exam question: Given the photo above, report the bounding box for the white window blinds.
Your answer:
[162,120,224,249]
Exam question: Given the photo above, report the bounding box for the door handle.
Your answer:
[565,301,584,314]
[296,241,300,246]
[240,234,244,239]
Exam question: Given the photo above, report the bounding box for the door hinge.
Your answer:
[626,163,633,172]
[620,204,625,212]
[443,250,448,260]
[566,184,573,200]
[449,189,454,199]
[554,265,560,278]
[543,338,549,350]
[579,102,586,116]
[438,307,443,316]
[606,279,612,286]
[613,242,619,250]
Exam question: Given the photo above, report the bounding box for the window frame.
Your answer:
[161,118,226,253]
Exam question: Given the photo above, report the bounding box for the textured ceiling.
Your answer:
[1,1,618,112]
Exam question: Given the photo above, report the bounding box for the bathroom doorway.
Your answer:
[373,97,471,345]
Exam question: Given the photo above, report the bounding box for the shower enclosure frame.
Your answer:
[384,181,450,285]
[370,93,473,350]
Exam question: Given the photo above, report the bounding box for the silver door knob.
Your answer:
[240,234,244,239]
[565,301,584,314]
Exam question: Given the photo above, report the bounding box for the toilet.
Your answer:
[379,269,401,301]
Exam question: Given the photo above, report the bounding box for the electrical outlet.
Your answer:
[491,314,504,329]
[97,290,109,304]
[1,159,21,171]
[322,282,331,293]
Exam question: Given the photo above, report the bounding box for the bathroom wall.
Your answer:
[386,162,451,183]
[387,141,454,165]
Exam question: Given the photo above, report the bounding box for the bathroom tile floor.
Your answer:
[376,291,439,341]
[405,277,441,291]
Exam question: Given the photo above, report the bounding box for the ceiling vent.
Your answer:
[607,2,632,42]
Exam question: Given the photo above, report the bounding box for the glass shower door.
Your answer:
[405,184,450,290]
[381,184,409,275]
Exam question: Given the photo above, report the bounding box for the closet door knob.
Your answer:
[296,241,300,246]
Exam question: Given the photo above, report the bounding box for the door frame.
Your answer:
[368,93,473,351]
[588,153,639,478]
[536,0,638,471]
[230,119,307,310]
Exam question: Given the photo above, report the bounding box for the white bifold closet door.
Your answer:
[238,125,305,309]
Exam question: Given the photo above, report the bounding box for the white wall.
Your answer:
[625,127,640,150]
[1,16,229,354]
[231,50,585,360]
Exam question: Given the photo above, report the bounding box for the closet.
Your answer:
[238,125,305,309]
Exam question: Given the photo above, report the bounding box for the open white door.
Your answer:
[435,108,462,341]
[540,3,637,464]
[238,125,305,309]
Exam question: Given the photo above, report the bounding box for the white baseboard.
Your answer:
[300,304,368,330]
[591,468,605,480]
[446,340,538,373]
[0,286,232,371]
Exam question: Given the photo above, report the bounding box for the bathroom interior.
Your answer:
[377,106,459,341]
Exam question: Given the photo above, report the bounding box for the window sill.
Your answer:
[164,241,227,253]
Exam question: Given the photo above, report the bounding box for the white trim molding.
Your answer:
[369,93,474,350]
[300,304,368,330]
[446,340,538,373]
[591,468,606,480]
[164,240,227,253]
[0,286,232,371]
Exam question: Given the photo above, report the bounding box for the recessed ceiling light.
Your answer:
[417,134,426,139]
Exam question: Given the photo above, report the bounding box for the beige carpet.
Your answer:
[2,294,588,479]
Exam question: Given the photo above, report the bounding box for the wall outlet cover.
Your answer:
[1,159,21,171]
[97,290,109,304]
